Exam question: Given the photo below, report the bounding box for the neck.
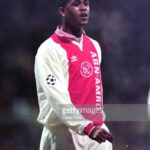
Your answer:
[62,23,83,38]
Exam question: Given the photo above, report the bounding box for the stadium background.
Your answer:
[0,0,150,149]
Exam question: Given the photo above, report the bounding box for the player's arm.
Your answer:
[88,39,114,143]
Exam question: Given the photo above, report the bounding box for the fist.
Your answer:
[89,126,113,143]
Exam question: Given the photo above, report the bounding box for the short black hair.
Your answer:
[56,0,68,7]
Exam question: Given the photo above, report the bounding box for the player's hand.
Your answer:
[89,126,114,143]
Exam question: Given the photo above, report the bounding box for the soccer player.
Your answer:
[34,0,113,150]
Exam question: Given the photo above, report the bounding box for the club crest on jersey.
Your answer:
[80,61,93,78]
[46,74,56,85]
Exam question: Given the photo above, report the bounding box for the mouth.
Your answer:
[80,13,88,19]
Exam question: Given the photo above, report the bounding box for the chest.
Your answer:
[60,37,100,76]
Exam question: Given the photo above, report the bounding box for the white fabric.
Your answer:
[40,123,112,150]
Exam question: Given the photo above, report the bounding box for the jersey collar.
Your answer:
[55,25,85,43]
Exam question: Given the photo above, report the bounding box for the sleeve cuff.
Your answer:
[83,123,95,135]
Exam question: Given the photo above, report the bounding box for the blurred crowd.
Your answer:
[0,0,150,149]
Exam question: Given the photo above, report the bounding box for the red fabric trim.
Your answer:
[83,123,94,135]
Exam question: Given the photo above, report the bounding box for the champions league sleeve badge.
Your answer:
[46,74,56,85]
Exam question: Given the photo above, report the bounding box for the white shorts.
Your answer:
[40,124,113,150]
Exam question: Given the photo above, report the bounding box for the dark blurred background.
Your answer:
[0,0,150,149]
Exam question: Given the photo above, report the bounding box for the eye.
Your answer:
[84,0,89,6]
[72,0,80,6]
[72,2,80,6]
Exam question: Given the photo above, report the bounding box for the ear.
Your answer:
[58,7,66,17]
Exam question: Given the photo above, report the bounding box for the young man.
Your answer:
[34,0,113,150]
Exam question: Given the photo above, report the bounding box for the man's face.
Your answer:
[64,0,90,28]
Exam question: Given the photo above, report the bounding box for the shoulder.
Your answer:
[84,35,101,50]
[85,35,102,63]
[36,38,55,57]
[88,37,102,51]
[35,37,68,64]
[35,37,63,59]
